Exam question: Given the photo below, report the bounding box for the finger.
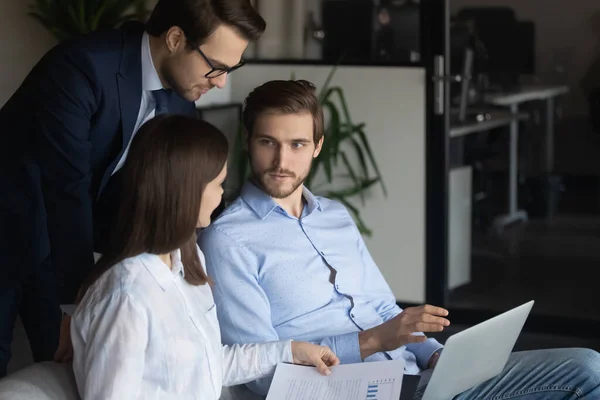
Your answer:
[313,357,332,376]
[420,313,451,327]
[422,304,449,317]
[53,348,64,362]
[323,349,340,367]
[54,341,68,362]
[61,347,74,363]
[406,334,428,344]
[413,322,447,333]
[404,305,447,316]
[402,312,449,329]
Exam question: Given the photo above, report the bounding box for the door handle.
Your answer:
[433,55,445,115]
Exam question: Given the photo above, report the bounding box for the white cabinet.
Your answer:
[448,166,472,290]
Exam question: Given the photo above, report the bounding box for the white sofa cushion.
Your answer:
[0,362,79,400]
[0,362,269,400]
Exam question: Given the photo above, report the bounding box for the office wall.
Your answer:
[254,0,322,59]
[0,0,56,107]
[451,0,600,116]
[230,65,427,304]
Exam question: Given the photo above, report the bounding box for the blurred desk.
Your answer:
[450,110,517,138]
[485,85,569,173]
[483,85,569,231]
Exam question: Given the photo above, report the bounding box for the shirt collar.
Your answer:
[141,31,163,92]
[141,249,184,291]
[240,180,322,220]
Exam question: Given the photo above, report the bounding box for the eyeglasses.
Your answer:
[195,46,245,78]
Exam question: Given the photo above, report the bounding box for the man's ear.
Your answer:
[313,136,324,158]
[165,26,186,53]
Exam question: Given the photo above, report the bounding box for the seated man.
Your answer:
[199,79,600,399]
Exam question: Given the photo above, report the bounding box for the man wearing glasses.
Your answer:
[0,0,264,376]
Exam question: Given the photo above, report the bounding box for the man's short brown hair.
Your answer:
[242,80,324,144]
[146,0,266,46]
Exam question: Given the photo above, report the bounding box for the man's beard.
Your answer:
[161,63,212,102]
[252,167,309,199]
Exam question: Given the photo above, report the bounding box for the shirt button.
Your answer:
[336,284,339,289]
[351,313,355,318]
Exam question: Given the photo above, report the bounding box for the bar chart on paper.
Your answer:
[266,360,405,400]
[366,378,396,400]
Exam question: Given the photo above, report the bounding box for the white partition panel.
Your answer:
[230,65,427,303]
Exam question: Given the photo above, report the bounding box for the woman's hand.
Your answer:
[291,342,340,376]
[53,314,73,363]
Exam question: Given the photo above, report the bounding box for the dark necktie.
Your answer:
[152,89,171,116]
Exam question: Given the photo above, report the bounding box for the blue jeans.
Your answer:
[416,348,600,399]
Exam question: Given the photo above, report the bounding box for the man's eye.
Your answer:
[292,143,304,149]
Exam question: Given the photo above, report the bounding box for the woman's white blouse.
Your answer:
[71,248,292,400]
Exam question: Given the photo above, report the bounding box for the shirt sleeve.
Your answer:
[354,213,444,370]
[200,227,361,395]
[71,292,148,400]
[221,340,293,387]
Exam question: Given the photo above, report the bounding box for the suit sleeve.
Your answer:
[34,46,99,303]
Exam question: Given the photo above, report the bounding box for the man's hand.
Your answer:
[358,305,450,360]
[53,314,73,363]
[291,342,340,376]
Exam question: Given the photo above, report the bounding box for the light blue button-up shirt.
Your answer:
[199,181,443,395]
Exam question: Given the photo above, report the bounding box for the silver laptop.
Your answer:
[421,300,535,400]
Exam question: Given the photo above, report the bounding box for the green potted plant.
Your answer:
[29,0,148,42]
[229,68,387,236]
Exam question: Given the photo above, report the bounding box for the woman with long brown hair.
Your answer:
[70,115,339,399]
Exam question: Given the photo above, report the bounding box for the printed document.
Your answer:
[266,359,404,400]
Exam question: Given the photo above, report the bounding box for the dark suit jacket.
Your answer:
[0,22,196,302]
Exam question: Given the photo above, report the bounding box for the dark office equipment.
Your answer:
[456,7,536,89]
[515,21,536,75]
[458,49,474,122]
[372,0,420,63]
[450,21,473,76]
[449,20,484,123]
[321,0,373,63]
[321,0,421,64]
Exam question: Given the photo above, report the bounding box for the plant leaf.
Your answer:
[67,5,84,34]
[339,150,359,186]
[348,135,369,180]
[77,0,86,33]
[328,87,353,127]
[328,194,372,236]
[321,99,341,163]
[340,150,369,204]
[335,178,379,198]
[355,125,387,197]
[318,65,338,103]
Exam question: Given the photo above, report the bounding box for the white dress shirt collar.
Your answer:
[141,31,163,92]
